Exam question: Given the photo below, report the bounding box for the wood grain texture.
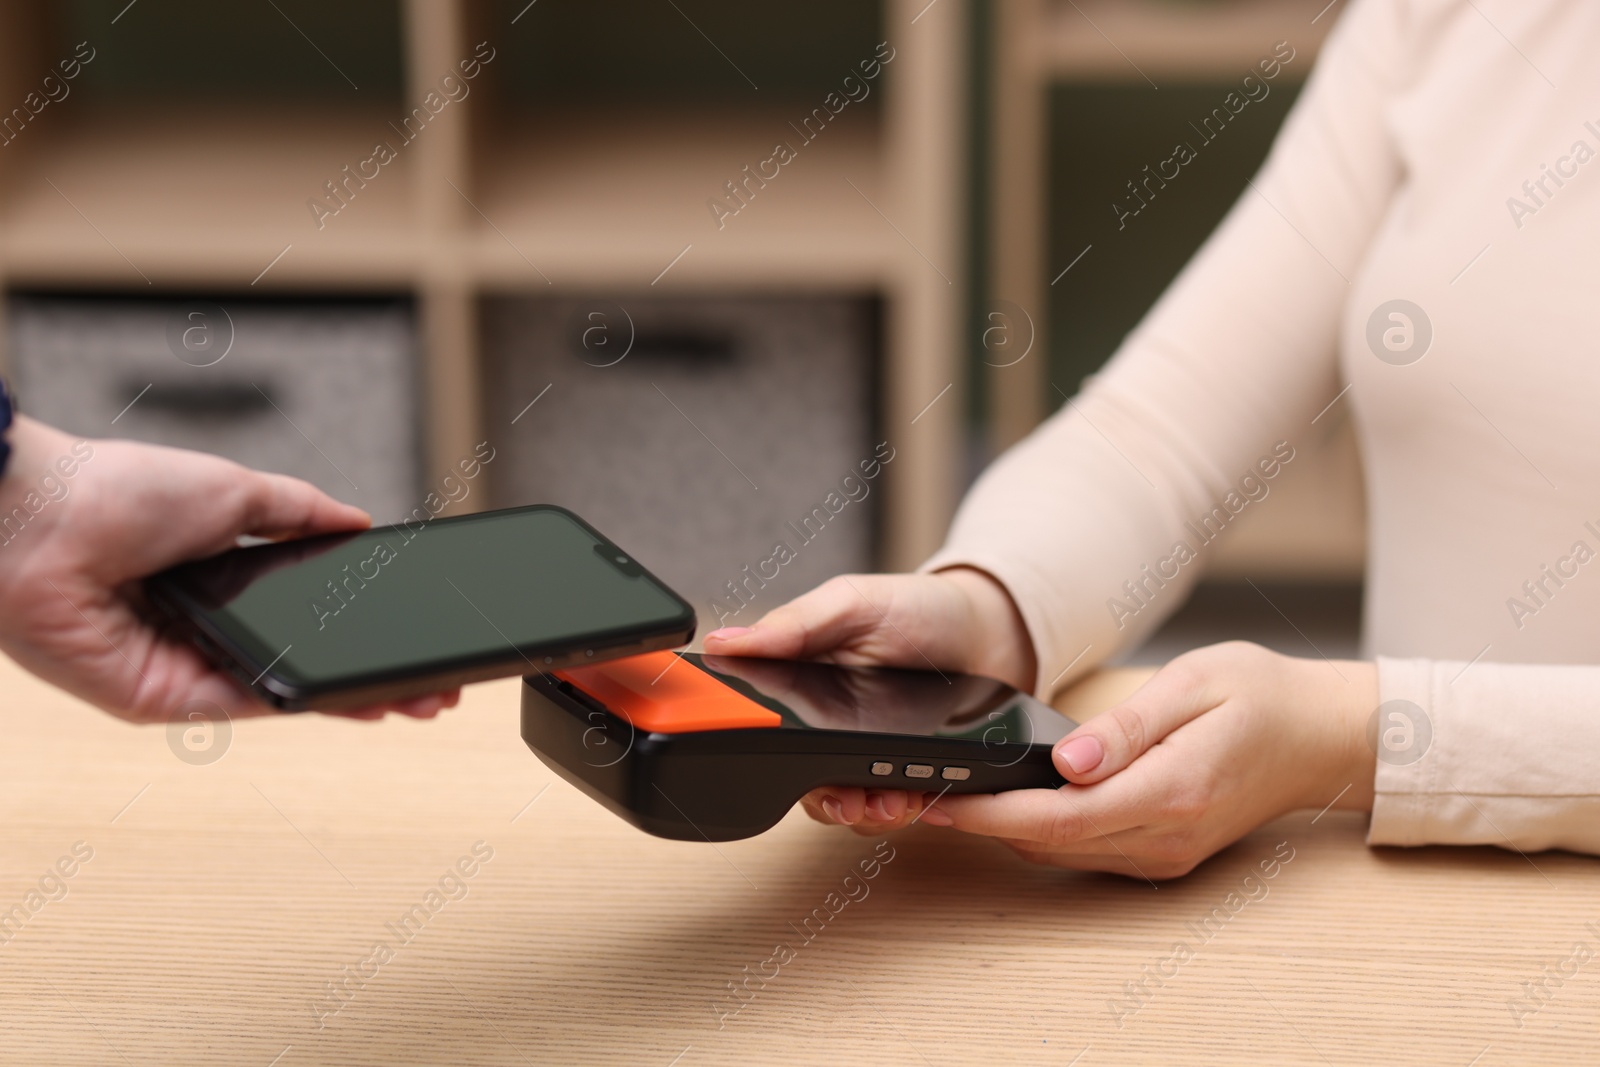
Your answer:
[1,655,1596,1066]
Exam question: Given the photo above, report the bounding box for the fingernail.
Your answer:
[1058,735,1104,775]
[821,797,847,824]
[706,627,752,642]
[919,806,953,827]
[865,795,892,822]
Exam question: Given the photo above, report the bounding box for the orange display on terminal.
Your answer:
[556,651,782,733]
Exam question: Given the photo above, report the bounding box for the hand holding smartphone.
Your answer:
[146,505,695,709]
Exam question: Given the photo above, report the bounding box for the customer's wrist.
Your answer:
[0,416,74,517]
[0,414,36,500]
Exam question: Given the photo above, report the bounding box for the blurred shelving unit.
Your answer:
[0,0,968,570]
[985,0,1365,579]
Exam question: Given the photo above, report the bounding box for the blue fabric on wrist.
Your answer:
[0,378,14,481]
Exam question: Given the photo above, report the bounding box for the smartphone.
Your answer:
[146,505,695,710]
[521,650,1078,841]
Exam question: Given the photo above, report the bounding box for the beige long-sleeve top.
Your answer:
[925,0,1600,854]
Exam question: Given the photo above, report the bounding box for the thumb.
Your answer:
[1053,659,1220,785]
[236,470,370,542]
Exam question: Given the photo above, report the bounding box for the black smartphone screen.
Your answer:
[691,654,1077,748]
[150,505,693,703]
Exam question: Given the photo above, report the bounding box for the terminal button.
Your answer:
[870,762,893,776]
[941,766,971,781]
[904,764,934,779]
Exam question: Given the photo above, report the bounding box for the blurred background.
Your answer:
[0,0,1366,665]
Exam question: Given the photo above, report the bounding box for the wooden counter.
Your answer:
[1,655,1595,1064]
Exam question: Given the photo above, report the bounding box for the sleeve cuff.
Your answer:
[1368,656,1600,853]
[1366,656,1437,847]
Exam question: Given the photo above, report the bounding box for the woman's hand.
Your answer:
[0,416,458,724]
[705,567,1036,825]
[813,639,1379,880]
[916,643,1378,879]
[704,568,1037,690]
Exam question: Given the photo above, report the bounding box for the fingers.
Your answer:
[401,689,462,716]
[236,470,370,543]
[704,575,876,660]
[864,790,909,823]
[1051,655,1222,785]
[144,637,461,724]
[803,786,929,834]
[153,659,462,724]
[801,786,867,826]
[346,689,463,719]
[804,783,1184,880]
[120,660,283,725]
[923,769,1159,845]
